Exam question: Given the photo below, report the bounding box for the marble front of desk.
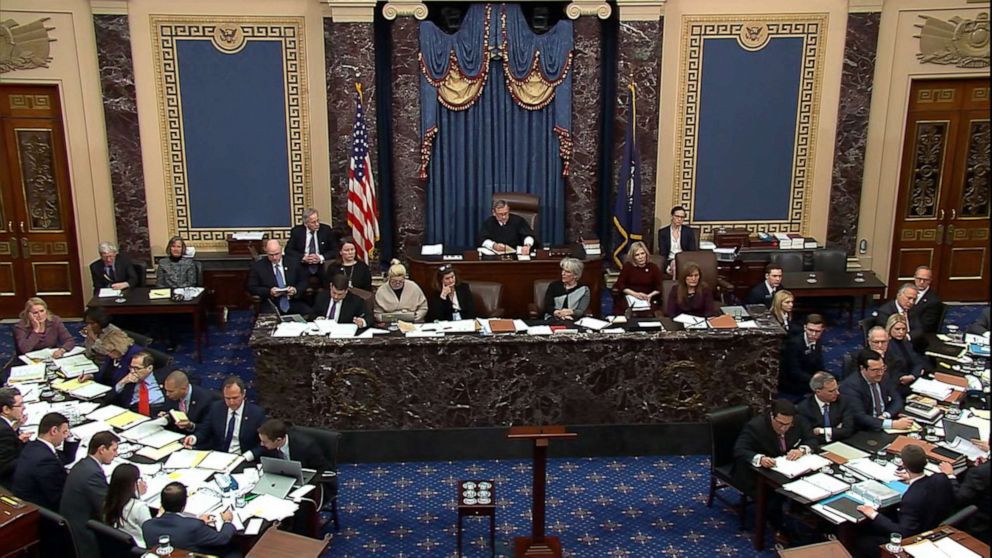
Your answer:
[250,316,783,430]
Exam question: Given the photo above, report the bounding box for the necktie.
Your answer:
[870,383,884,416]
[822,404,831,428]
[138,381,150,416]
[326,300,338,321]
[106,266,115,281]
[179,396,188,413]
[307,233,318,274]
[224,411,237,450]
[778,435,787,454]
[274,265,290,313]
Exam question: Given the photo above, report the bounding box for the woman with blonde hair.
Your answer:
[13,297,74,357]
[373,259,428,322]
[613,241,663,316]
[770,289,798,334]
[886,313,927,392]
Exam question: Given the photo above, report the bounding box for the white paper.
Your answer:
[164,449,207,470]
[821,442,869,461]
[98,288,122,298]
[601,328,625,334]
[232,232,265,240]
[432,320,477,333]
[527,325,553,336]
[119,418,167,442]
[933,537,981,558]
[70,382,113,400]
[624,295,651,311]
[576,317,611,330]
[942,438,987,462]
[198,451,240,471]
[911,378,954,400]
[288,484,316,502]
[420,244,443,255]
[903,539,960,558]
[811,503,848,525]
[312,321,358,338]
[272,323,310,337]
[141,429,186,449]
[242,493,299,522]
[185,489,224,516]
[87,404,129,422]
[843,458,900,483]
[56,354,99,377]
[244,517,263,535]
[782,479,832,501]
[955,415,990,441]
[70,420,113,443]
[771,454,832,478]
[512,319,528,332]
[23,348,56,361]
[737,320,759,328]
[637,321,663,328]
[405,330,443,338]
[8,363,45,383]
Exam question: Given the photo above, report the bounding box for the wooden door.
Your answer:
[889,79,990,302]
[0,85,84,318]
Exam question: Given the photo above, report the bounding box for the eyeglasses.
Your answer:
[673,214,687,219]
[128,365,148,371]
[913,276,932,282]
[772,417,794,428]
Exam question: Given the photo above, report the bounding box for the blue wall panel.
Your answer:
[177,40,291,228]
[694,37,803,222]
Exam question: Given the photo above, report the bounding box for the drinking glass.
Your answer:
[886,533,903,553]
[874,450,888,466]
[156,534,173,556]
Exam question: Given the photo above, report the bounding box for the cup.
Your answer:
[886,533,903,553]
[875,450,887,466]
[156,534,173,556]
[235,494,246,508]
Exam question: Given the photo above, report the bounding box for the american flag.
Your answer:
[347,85,379,264]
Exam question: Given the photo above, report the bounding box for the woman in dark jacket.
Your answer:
[426,265,476,322]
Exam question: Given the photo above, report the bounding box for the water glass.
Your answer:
[886,532,903,553]
[236,494,246,508]
[875,450,887,466]
[156,534,173,556]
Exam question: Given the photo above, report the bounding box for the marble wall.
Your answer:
[614,19,663,252]
[93,15,151,263]
[324,20,378,230]
[827,12,880,255]
[389,18,425,255]
[567,17,603,243]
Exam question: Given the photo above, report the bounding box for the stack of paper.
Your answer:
[843,458,900,482]
[576,317,611,330]
[232,232,265,240]
[771,454,832,478]
[312,321,358,338]
[272,322,310,337]
[164,450,209,470]
[98,288,122,298]
[782,472,849,501]
[8,363,45,384]
[625,295,651,311]
[136,441,184,461]
[70,420,113,443]
[911,378,954,400]
[106,410,149,429]
[55,354,98,378]
[242,493,300,521]
[198,451,241,471]
[673,314,708,329]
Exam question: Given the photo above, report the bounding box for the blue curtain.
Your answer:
[420,4,572,248]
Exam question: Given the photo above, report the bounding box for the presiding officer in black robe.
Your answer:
[478,199,535,254]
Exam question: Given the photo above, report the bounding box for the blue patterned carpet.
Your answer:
[2,302,986,557]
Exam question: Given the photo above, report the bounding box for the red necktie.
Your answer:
[138,381,150,416]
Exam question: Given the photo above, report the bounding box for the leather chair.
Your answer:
[812,249,846,273]
[121,329,153,348]
[770,252,803,272]
[37,505,80,558]
[132,260,147,288]
[528,278,555,319]
[463,280,504,318]
[674,251,733,303]
[86,519,144,557]
[349,287,376,322]
[294,426,341,530]
[492,193,540,237]
[840,351,859,381]
[705,405,753,530]
[940,504,978,528]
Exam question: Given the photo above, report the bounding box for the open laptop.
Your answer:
[942,419,981,443]
[252,457,317,499]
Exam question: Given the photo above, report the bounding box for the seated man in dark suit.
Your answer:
[12,412,72,510]
[867,325,923,396]
[871,283,920,339]
[478,199,535,255]
[855,444,954,557]
[733,399,817,532]
[797,372,857,445]
[143,482,238,558]
[840,349,914,432]
[0,387,30,487]
[285,208,340,281]
[657,205,698,276]
[309,272,368,326]
[247,239,310,316]
[744,263,783,306]
[89,241,140,293]
[61,431,119,558]
[103,350,165,416]
[908,266,942,335]
[258,418,331,471]
[162,370,219,434]
[778,314,825,399]
[184,376,267,461]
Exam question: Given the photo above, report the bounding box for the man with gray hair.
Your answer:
[796,371,856,444]
[871,282,920,339]
[89,241,139,293]
[286,208,340,279]
[478,199,535,255]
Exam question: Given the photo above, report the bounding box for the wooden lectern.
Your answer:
[507,425,577,558]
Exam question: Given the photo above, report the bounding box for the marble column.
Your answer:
[324,19,378,229]
[567,18,603,242]
[614,19,663,251]
[93,15,151,263]
[389,18,425,255]
[827,12,880,255]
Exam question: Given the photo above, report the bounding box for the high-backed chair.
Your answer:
[463,280,504,318]
[492,193,540,237]
[528,278,555,319]
[770,252,803,272]
[812,249,846,273]
[349,287,376,322]
[86,519,144,557]
[705,405,753,529]
[295,426,341,530]
[674,251,733,303]
[131,260,147,288]
[37,506,80,558]
[121,329,153,348]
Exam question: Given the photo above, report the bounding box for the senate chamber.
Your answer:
[0,1,989,557]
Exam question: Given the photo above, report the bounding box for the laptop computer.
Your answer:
[942,419,981,443]
[252,457,317,499]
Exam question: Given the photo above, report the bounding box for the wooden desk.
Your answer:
[87,287,208,362]
[0,490,40,557]
[245,526,330,557]
[880,525,990,558]
[196,251,255,314]
[781,271,886,326]
[778,540,851,558]
[407,247,603,318]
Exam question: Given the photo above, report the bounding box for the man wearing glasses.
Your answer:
[840,349,913,432]
[112,351,165,416]
[657,205,698,277]
[778,314,826,399]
